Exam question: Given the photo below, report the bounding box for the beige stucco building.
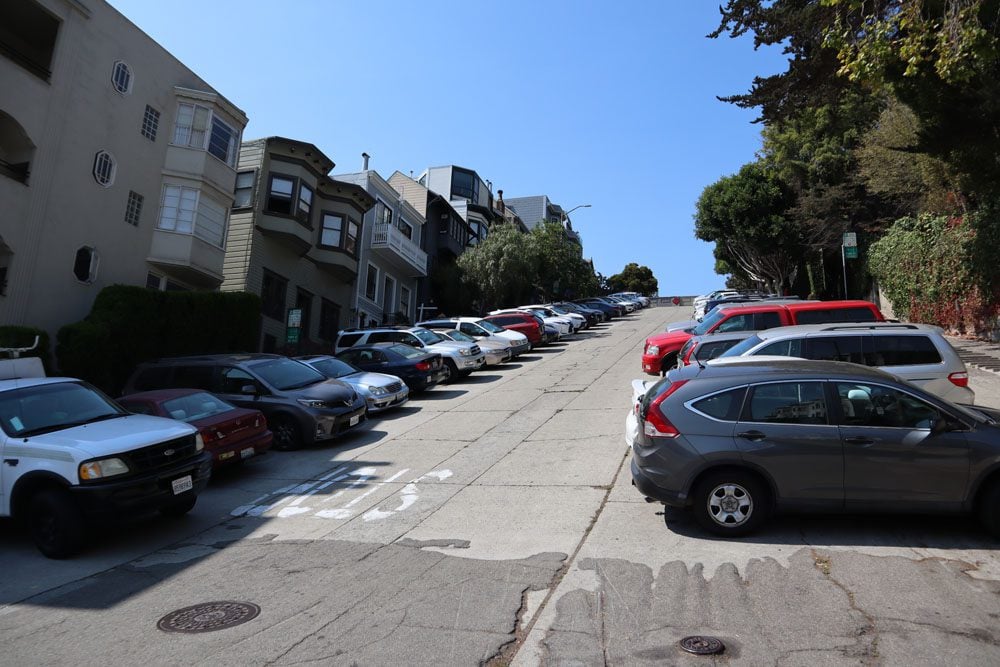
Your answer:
[0,0,248,340]
[222,138,374,352]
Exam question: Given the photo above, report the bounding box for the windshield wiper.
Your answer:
[18,413,124,437]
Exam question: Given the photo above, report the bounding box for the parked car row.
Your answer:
[628,301,1000,540]
[0,296,645,558]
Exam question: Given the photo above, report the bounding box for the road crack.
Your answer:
[811,549,880,664]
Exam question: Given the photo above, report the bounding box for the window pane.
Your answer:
[714,314,753,333]
[873,335,942,366]
[346,221,359,254]
[747,382,827,424]
[835,383,939,428]
[173,103,193,145]
[267,176,294,214]
[208,116,236,164]
[321,213,343,246]
[195,195,226,246]
[692,387,746,421]
[365,265,377,300]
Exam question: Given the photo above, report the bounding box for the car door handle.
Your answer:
[737,430,766,442]
[844,436,875,445]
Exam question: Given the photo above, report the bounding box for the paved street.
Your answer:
[2,306,1000,665]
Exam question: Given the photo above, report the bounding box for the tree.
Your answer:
[694,162,803,292]
[607,263,658,295]
[526,222,599,300]
[455,224,535,312]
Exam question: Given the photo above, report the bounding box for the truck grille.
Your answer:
[124,434,199,473]
[470,345,481,355]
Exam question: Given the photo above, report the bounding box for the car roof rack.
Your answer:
[820,323,920,331]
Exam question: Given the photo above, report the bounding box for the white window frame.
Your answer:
[172,102,240,167]
[73,246,99,284]
[93,150,116,187]
[111,60,132,95]
[157,184,229,248]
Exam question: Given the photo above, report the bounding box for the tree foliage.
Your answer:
[607,263,658,296]
[694,162,803,291]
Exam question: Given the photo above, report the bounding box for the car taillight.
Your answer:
[643,380,689,438]
[200,428,221,443]
[949,371,969,387]
[415,361,430,371]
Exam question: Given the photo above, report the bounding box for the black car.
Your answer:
[554,302,603,326]
[336,343,446,392]
[576,298,622,318]
[122,354,367,451]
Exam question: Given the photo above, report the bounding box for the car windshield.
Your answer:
[477,319,504,333]
[413,329,443,345]
[308,358,359,378]
[446,330,477,343]
[719,335,763,358]
[692,309,728,336]
[387,344,425,359]
[0,381,126,437]
[162,392,235,422]
[250,358,326,390]
[549,306,569,315]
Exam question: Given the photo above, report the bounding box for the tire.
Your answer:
[978,480,1000,537]
[660,352,677,376]
[441,359,457,383]
[160,494,197,518]
[28,488,87,559]
[270,415,303,451]
[691,469,770,537]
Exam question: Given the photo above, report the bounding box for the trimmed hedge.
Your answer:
[0,326,51,373]
[57,285,261,395]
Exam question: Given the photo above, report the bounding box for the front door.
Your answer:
[735,380,844,508]
[833,381,970,510]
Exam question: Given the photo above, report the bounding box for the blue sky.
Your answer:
[110,0,789,296]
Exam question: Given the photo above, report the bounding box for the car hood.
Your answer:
[341,371,405,388]
[21,414,196,459]
[292,378,358,402]
[476,339,508,351]
[667,319,698,332]
[495,330,528,343]
[428,341,477,352]
[646,330,693,348]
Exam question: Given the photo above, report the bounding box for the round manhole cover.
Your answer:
[157,601,260,633]
[679,635,725,655]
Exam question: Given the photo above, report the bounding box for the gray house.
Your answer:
[505,195,584,252]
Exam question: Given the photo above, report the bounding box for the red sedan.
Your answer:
[119,389,272,469]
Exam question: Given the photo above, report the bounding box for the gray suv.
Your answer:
[628,358,1000,537]
[123,354,366,451]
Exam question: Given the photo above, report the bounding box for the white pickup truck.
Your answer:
[0,352,211,558]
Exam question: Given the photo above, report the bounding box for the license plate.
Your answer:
[240,447,255,460]
[349,415,360,426]
[171,475,193,495]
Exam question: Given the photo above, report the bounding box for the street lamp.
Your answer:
[564,204,591,218]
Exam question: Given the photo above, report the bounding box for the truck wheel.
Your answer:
[441,359,457,383]
[271,416,303,451]
[160,494,197,518]
[29,488,87,559]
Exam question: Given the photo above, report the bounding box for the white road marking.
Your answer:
[362,470,452,522]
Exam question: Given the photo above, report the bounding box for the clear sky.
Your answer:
[109,0,788,296]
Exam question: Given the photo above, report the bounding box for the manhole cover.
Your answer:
[157,601,260,633]
[679,635,725,655]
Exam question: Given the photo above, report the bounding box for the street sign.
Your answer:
[842,232,857,247]
[844,246,858,259]
[286,327,300,344]
[287,308,302,328]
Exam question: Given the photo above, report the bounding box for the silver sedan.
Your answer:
[297,355,409,413]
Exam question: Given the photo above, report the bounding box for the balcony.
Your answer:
[255,212,313,255]
[147,229,225,287]
[306,246,358,281]
[371,223,428,277]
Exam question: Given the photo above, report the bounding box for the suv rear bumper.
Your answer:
[630,458,686,508]
[71,452,212,519]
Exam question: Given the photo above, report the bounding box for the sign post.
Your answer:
[286,308,302,347]
[841,232,857,298]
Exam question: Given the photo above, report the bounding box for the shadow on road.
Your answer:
[410,389,467,401]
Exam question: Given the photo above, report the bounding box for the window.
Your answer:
[757,339,805,358]
[754,312,782,330]
[141,105,160,141]
[398,219,413,239]
[379,201,393,226]
[382,275,395,310]
[835,383,940,429]
[319,299,341,341]
[297,183,313,224]
[699,339,742,362]
[804,336,865,364]
[233,170,254,208]
[208,115,239,166]
[158,185,228,247]
[451,168,477,202]
[320,212,344,247]
[145,272,162,289]
[0,1,59,81]
[794,307,878,325]
[124,191,143,226]
[365,264,378,301]
[745,382,827,425]
[872,335,942,367]
[400,286,411,317]
[346,220,359,255]
[296,288,313,339]
[714,314,754,333]
[93,150,116,187]
[691,387,747,422]
[266,175,295,215]
[220,367,258,394]
[173,103,211,149]
[337,332,364,349]
[111,61,132,94]
[73,246,98,283]
[261,269,287,321]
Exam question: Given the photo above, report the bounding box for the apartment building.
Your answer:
[222,137,374,352]
[0,0,248,339]
[417,165,499,247]
[334,162,428,327]
[505,195,584,252]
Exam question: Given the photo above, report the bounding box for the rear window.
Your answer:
[250,358,326,390]
[873,335,942,366]
[699,339,744,361]
[793,306,877,325]
[387,344,425,359]
[691,387,746,421]
[337,332,364,348]
[804,335,865,364]
[162,392,234,422]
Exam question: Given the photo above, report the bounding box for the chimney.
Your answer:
[362,152,370,170]
[497,189,505,214]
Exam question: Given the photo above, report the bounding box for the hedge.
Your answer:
[57,285,261,395]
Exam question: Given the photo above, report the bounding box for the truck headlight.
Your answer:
[297,398,328,408]
[647,345,660,356]
[458,348,474,357]
[195,433,205,452]
[79,457,129,480]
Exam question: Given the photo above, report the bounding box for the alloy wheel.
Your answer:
[707,483,753,526]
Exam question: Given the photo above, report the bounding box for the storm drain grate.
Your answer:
[678,635,725,655]
[157,601,260,633]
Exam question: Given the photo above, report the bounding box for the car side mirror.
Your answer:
[931,417,961,434]
[241,384,258,395]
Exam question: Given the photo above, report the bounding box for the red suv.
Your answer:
[642,300,885,375]
[484,312,544,347]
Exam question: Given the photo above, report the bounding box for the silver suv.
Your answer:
[715,323,974,404]
[334,327,485,382]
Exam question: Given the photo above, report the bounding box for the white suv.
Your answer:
[335,327,486,382]
[715,322,974,404]
[0,358,211,558]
